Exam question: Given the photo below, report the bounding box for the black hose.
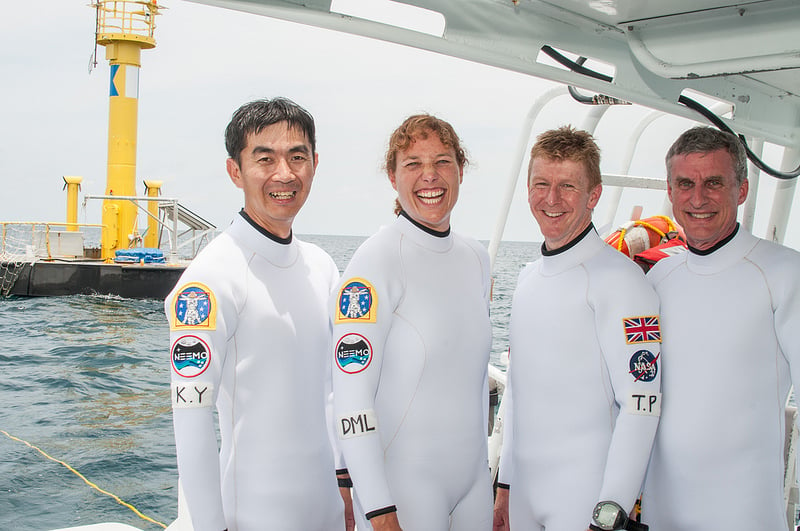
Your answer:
[540,44,799,179]
[678,95,800,179]
[540,45,613,83]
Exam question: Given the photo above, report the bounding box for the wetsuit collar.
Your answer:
[398,210,451,238]
[539,224,605,276]
[685,224,758,274]
[395,211,454,253]
[541,223,595,256]
[239,209,293,245]
[687,223,739,256]
[230,211,299,268]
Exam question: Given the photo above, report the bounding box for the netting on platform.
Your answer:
[0,223,38,297]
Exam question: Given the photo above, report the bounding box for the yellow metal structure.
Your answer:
[63,176,83,232]
[143,179,163,248]
[93,0,160,260]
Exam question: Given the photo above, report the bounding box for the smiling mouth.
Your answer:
[269,191,297,200]
[686,212,714,219]
[416,189,445,205]
[543,211,565,218]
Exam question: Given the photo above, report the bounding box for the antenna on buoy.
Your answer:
[91,0,161,260]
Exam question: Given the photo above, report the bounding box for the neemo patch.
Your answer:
[170,283,217,330]
[335,278,377,323]
[623,315,661,344]
[336,333,373,374]
[338,409,378,439]
[629,349,659,382]
[627,392,661,417]
[172,382,213,409]
[171,335,211,378]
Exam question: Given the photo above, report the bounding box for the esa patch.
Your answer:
[172,381,213,409]
[623,315,661,344]
[627,391,661,417]
[338,409,378,439]
[335,333,373,374]
[628,349,659,382]
[170,283,217,331]
[335,278,377,323]
[171,335,211,378]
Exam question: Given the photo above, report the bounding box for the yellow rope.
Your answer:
[614,215,679,251]
[1,429,167,529]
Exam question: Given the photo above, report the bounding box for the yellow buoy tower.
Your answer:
[93,1,160,260]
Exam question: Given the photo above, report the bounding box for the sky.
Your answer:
[1,0,798,248]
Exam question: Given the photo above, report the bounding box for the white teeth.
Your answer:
[417,189,444,198]
[417,189,444,204]
[270,191,296,199]
[688,212,714,219]
[544,211,563,218]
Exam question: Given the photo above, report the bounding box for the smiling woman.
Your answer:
[331,114,494,531]
[385,114,467,232]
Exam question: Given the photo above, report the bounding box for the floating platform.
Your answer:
[3,259,185,299]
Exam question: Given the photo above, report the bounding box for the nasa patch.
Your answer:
[170,283,217,331]
[335,333,373,374]
[628,349,659,382]
[171,335,211,378]
[335,278,377,323]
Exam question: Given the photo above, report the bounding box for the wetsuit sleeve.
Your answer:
[772,251,800,407]
[496,373,514,488]
[591,264,661,513]
[323,260,347,471]
[331,242,402,518]
[166,269,240,531]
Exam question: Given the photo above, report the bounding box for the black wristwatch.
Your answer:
[590,501,649,531]
[590,500,628,530]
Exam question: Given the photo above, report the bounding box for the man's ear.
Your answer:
[227,158,243,189]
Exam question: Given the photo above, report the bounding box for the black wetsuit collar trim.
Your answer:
[399,210,451,238]
[541,223,594,256]
[688,223,739,256]
[239,209,292,245]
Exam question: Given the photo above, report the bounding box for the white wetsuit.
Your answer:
[332,213,494,530]
[642,226,800,531]
[165,212,344,531]
[498,225,661,530]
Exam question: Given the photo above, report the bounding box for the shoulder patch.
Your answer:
[171,335,211,378]
[335,333,373,374]
[623,315,661,344]
[170,283,217,331]
[335,278,377,323]
[629,349,659,382]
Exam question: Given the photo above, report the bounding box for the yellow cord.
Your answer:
[1,429,167,529]
[614,215,678,251]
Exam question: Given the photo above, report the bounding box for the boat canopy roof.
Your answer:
[188,0,800,148]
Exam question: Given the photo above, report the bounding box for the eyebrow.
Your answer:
[402,152,453,160]
[251,144,311,156]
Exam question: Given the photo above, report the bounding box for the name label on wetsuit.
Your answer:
[172,382,213,409]
[627,392,661,416]
[338,409,378,439]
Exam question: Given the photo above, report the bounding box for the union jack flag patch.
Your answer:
[623,316,661,344]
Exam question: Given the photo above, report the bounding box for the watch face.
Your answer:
[593,502,624,529]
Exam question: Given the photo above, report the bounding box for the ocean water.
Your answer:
[0,234,540,530]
